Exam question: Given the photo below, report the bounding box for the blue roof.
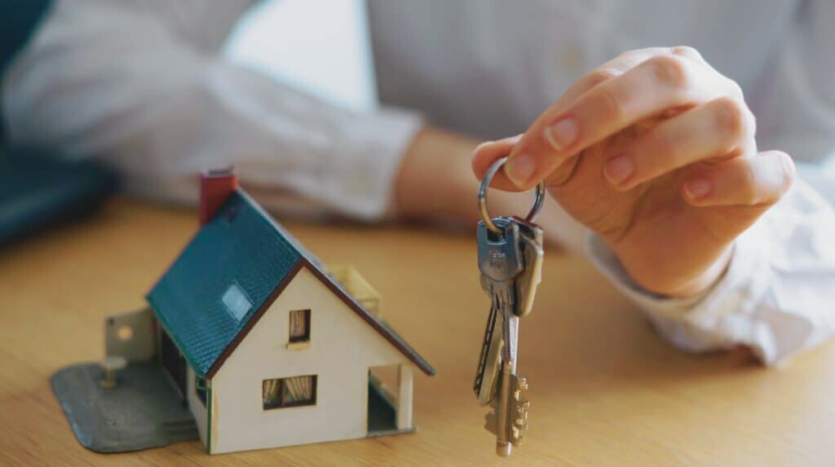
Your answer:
[146,189,435,378]
[147,191,301,377]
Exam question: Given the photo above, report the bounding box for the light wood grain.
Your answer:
[1,198,833,467]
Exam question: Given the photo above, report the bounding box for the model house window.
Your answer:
[222,283,252,321]
[195,377,207,407]
[263,375,317,409]
[289,309,311,343]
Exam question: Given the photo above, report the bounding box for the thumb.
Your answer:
[471,134,524,192]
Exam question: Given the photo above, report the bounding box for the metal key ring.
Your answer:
[478,157,546,234]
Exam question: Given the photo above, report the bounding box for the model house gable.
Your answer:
[146,189,434,379]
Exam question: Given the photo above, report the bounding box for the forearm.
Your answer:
[2,0,422,221]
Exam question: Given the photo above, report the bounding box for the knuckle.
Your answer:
[711,97,748,141]
[585,68,620,88]
[596,85,626,123]
[647,55,691,90]
[672,46,702,60]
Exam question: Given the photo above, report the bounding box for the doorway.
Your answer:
[159,329,187,399]
[367,367,398,434]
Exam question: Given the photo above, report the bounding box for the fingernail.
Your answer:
[543,118,578,150]
[684,178,712,199]
[603,154,635,185]
[505,153,536,187]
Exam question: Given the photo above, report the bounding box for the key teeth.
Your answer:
[509,374,530,446]
[510,426,526,446]
[516,376,529,392]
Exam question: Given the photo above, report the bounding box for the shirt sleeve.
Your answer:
[584,0,835,365]
[586,175,835,365]
[1,0,423,221]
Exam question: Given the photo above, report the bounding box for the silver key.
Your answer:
[474,217,542,456]
[474,157,545,457]
[473,218,523,406]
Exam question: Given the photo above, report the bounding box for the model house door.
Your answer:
[160,329,187,399]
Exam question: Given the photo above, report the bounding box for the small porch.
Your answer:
[367,364,415,436]
[327,266,417,436]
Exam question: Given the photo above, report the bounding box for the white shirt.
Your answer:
[4,0,835,364]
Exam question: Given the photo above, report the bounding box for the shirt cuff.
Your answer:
[324,106,424,221]
[584,228,781,363]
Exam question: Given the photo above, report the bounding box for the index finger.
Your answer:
[504,49,729,190]
[473,47,686,190]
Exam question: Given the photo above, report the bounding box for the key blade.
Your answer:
[472,304,496,395]
[473,306,503,405]
[476,333,502,405]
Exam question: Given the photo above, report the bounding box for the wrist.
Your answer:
[614,244,734,299]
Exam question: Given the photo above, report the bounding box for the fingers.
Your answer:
[471,135,524,191]
[505,52,736,189]
[475,47,696,189]
[556,47,677,105]
[548,55,723,151]
[472,59,639,190]
[603,96,757,190]
[681,151,795,207]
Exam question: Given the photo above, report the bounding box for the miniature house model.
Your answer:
[102,170,435,454]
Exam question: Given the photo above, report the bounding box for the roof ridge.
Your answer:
[234,189,326,269]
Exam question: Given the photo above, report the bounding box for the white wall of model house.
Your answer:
[207,266,412,454]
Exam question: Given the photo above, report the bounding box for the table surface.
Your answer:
[1,198,834,467]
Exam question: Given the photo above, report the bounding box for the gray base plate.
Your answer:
[51,362,199,453]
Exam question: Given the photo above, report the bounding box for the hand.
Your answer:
[395,126,572,247]
[473,47,795,297]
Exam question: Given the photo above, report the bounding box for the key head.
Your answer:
[477,218,524,284]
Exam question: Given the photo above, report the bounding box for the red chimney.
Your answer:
[199,168,239,226]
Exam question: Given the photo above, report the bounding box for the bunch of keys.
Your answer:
[474,157,545,457]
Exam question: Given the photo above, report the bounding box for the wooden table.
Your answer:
[1,198,834,467]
